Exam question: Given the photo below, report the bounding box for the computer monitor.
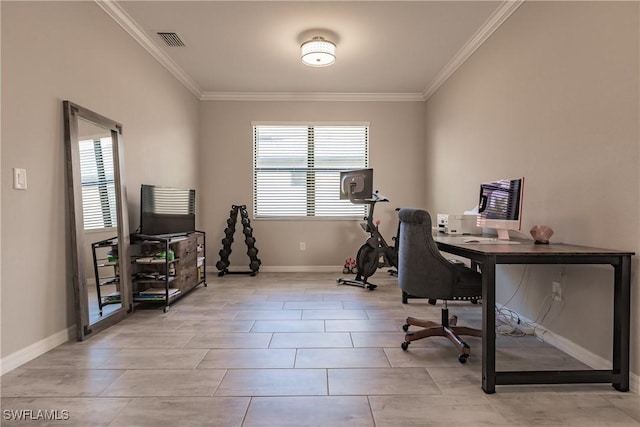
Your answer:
[477,177,524,240]
[339,168,373,201]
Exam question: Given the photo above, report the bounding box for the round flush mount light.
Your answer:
[301,36,336,67]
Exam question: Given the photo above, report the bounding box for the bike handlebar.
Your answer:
[371,191,389,202]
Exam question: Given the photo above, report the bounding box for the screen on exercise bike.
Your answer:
[339,169,373,200]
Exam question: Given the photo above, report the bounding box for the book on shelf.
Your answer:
[138,288,180,296]
[134,296,172,301]
[134,289,181,301]
[134,273,175,282]
[102,291,121,303]
[136,257,174,264]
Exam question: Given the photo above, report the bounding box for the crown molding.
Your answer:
[422,0,525,100]
[200,91,425,102]
[97,0,521,102]
[95,0,202,98]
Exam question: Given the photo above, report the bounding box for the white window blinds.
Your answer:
[79,137,117,230]
[253,124,369,218]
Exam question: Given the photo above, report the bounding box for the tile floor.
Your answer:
[2,272,639,426]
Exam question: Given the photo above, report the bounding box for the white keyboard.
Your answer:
[437,235,522,245]
[462,237,520,245]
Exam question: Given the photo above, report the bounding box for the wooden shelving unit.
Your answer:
[130,231,206,312]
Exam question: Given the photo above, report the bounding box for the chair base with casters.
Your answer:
[401,300,482,364]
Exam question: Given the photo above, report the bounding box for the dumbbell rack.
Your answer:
[216,204,261,276]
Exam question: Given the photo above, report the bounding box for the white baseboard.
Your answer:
[257,265,343,273]
[207,265,343,273]
[631,372,640,393]
[516,314,639,393]
[0,326,75,375]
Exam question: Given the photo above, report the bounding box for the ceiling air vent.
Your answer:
[157,32,186,47]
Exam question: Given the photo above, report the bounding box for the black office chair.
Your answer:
[397,208,483,363]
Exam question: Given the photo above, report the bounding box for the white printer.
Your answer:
[437,213,480,235]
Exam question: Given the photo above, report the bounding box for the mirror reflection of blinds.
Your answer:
[142,187,196,215]
[79,137,117,230]
[480,179,521,220]
[253,124,369,218]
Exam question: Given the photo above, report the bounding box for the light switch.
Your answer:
[13,168,27,190]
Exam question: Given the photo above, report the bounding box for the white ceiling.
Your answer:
[99,1,523,101]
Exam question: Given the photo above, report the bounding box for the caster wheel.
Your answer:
[163,306,170,313]
[402,324,409,332]
[401,342,410,351]
[458,354,468,364]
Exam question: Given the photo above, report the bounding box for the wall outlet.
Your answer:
[299,242,306,251]
[552,281,562,301]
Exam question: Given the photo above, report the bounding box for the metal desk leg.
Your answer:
[612,255,631,392]
[481,256,496,394]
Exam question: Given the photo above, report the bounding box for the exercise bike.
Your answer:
[337,191,399,290]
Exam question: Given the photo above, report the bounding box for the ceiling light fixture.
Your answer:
[301,36,336,67]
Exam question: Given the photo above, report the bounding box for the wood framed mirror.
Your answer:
[63,101,132,340]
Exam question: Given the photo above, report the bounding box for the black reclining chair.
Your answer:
[397,208,483,363]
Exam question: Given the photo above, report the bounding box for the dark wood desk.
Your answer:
[434,236,633,394]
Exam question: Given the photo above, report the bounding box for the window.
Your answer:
[253,123,369,218]
[79,137,117,230]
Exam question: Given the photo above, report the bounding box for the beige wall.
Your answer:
[1,2,199,358]
[199,101,426,268]
[2,0,637,386]
[425,2,639,374]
